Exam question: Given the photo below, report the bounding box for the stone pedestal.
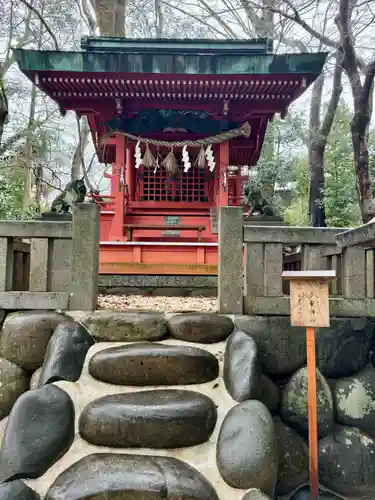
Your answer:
[244,215,285,226]
[38,212,72,221]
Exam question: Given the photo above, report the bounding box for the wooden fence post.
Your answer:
[218,206,243,314]
[70,203,100,310]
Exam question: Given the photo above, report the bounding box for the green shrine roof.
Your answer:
[80,36,274,54]
[13,37,328,166]
[14,37,327,76]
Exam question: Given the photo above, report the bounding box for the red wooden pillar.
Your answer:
[125,146,134,200]
[218,140,229,207]
[109,133,125,241]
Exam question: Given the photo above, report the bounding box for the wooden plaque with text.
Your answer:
[282,270,336,328]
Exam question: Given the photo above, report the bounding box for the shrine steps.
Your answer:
[99,240,218,276]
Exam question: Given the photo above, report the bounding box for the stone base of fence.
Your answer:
[0,203,100,311]
[218,206,375,317]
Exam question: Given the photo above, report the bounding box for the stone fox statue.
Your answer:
[51,178,87,213]
[243,181,277,217]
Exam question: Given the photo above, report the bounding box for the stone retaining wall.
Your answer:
[98,274,217,296]
[0,310,373,499]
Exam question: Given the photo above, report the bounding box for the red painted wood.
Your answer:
[61,98,286,120]
[98,241,218,275]
[125,146,134,202]
[109,134,126,240]
[218,141,230,207]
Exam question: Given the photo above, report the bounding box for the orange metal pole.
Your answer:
[306,326,319,500]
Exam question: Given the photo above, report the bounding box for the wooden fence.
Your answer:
[218,206,375,317]
[0,203,100,310]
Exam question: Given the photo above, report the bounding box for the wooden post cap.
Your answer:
[282,270,336,281]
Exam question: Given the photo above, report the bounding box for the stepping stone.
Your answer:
[0,481,40,499]
[0,357,29,420]
[38,320,94,386]
[0,311,66,371]
[216,400,277,495]
[89,342,219,385]
[223,329,260,402]
[79,389,217,448]
[168,313,234,343]
[81,311,168,341]
[45,453,219,500]
[0,384,75,482]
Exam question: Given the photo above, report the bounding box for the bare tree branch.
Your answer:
[321,56,344,137]
[18,0,59,49]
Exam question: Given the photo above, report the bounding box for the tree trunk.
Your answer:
[91,0,126,36]
[0,70,8,147]
[308,55,343,227]
[34,164,43,212]
[22,83,37,213]
[308,72,326,227]
[308,141,326,226]
[351,109,374,222]
[71,116,90,181]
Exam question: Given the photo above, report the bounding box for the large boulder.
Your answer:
[289,484,346,499]
[38,320,94,386]
[256,374,280,414]
[318,426,375,496]
[280,366,334,438]
[216,400,277,495]
[334,364,375,436]
[242,490,271,500]
[168,313,233,343]
[0,357,29,419]
[30,367,42,390]
[316,318,374,378]
[223,330,261,402]
[273,417,308,496]
[45,453,219,500]
[0,384,75,482]
[234,316,306,376]
[81,311,168,341]
[89,342,218,386]
[0,311,66,371]
[79,390,217,448]
[0,481,40,499]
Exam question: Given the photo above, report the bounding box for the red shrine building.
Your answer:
[15,37,326,276]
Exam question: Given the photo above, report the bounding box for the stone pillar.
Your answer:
[218,206,243,314]
[70,203,100,310]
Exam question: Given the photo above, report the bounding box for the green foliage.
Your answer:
[283,156,309,226]
[0,167,37,219]
[323,102,361,227]
[255,113,306,199]
[256,100,369,228]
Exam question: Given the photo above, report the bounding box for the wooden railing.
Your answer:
[0,203,100,310]
[218,206,375,317]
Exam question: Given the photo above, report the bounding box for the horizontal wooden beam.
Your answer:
[0,292,69,310]
[0,221,71,239]
[282,270,336,281]
[243,226,347,245]
[243,295,375,318]
[99,262,218,275]
[336,222,375,248]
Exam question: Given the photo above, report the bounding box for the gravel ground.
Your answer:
[98,295,217,313]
